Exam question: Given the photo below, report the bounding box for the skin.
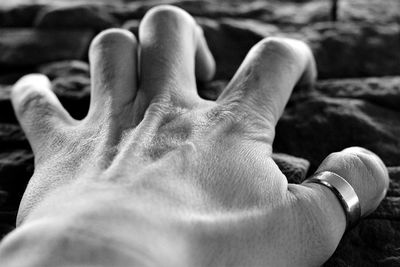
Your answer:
[0,5,389,267]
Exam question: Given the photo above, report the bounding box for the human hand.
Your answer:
[0,5,389,267]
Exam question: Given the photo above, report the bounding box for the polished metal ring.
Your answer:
[303,171,361,229]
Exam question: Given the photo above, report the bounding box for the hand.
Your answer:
[0,5,389,267]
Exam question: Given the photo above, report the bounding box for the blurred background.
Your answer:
[0,0,399,266]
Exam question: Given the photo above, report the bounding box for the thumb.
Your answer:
[312,146,389,217]
[288,146,389,265]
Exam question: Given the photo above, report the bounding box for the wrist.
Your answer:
[2,182,190,267]
[0,218,132,267]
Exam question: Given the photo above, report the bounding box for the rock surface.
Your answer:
[35,4,118,30]
[0,29,93,67]
[305,23,400,79]
[272,153,310,183]
[199,19,400,79]
[0,4,44,27]
[274,77,400,169]
[0,0,399,266]
[340,0,400,23]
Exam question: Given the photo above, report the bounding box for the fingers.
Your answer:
[218,37,316,135]
[11,74,73,157]
[88,29,139,121]
[136,5,215,110]
[288,147,389,264]
[195,25,216,82]
[312,147,389,216]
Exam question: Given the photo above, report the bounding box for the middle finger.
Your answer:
[135,5,215,117]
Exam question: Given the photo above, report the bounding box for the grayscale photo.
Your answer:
[0,0,399,266]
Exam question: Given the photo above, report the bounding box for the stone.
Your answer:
[0,4,44,27]
[35,4,118,30]
[176,0,331,24]
[259,0,331,25]
[304,22,400,79]
[373,197,400,220]
[0,85,16,124]
[198,18,267,80]
[197,80,226,100]
[0,149,33,210]
[0,212,16,239]
[0,123,28,150]
[160,1,246,18]
[109,2,144,21]
[316,77,400,111]
[0,29,94,67]
[38,60,90,80]
[122,19,140,35]
[113,1,266,22]
[0,1,399,266]
[339,0,400,23]
[114,0,331,24]
[51,76,91,119]
[274,77,400,169]
[325,219,400,266]
[387,167,400,197]
[0,148,33,241]
[199,19,400,80]
[370,168,400,220]
[37,60,91,117]
[0,191,8,207]
[0,71,33,85]
[272,153,310,183]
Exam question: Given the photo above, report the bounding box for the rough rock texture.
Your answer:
[0,4,44,27]
[271,153,310,184]
[0,0,399,266]
[340,0,400,23]
[199,19,400,79]
[305,23,400,79]
[274,77,400,169]
[113,0,332,25]
[35,5,118,30]
[38,60,90,80]
[0,29,93,67]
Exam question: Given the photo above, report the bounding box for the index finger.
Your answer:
[217,37,316,138]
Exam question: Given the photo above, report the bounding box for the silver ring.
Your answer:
[303,171,361,229]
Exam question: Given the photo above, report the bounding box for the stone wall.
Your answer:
[0,0,399,266]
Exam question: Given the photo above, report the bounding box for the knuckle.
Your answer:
[255,37,296,59]
[328,149,377,175]
[12,74,49,96]
[16,89,53,117]
[324,148,389,198]
[342,146,375,157]
[340,148,378,172]
[254,37,311,66]
[90,28,136,51]
[340,148,389,190]
[12,75,53,117]
[145,5,195,27]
